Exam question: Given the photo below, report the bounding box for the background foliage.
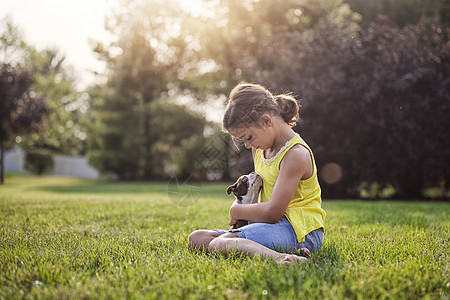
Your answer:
[1,0,449,199]
[23,149,55,175]
[0,16,88,182]
[207,0,449,199]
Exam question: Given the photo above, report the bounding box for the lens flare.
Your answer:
[320,162,343,184]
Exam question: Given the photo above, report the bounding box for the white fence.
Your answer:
[4,148,99,179]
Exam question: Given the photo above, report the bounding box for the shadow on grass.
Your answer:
[31,180,177,195]
[4,172,230,198]
[30,178,229,197]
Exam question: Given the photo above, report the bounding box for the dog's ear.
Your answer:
[226,184,237,195]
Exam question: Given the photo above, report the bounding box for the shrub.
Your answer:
[24,149,55,175]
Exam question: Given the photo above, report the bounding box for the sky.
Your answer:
[0,0,114,89]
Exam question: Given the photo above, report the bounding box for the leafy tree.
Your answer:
[195,0,360,179]
[344,0,450,28]
[86,0,448,194]
[88,96,211,180]
[0,63,49,183]
[147,100,211,180]
[1,16,88,158]
[20,48,88,155]
[344,17,449,198]
[23,149,54,175]
[284,15,450,199]
[88,0,212,180]
[0,15,27,65]
[195,0,449,198]
[294,19,447,198]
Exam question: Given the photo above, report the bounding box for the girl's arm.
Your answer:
[230,144,313,225]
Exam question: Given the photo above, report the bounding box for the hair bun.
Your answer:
[274,94,300,127]
[223,83,301,131]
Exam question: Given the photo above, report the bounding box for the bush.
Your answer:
[24,149,55,175]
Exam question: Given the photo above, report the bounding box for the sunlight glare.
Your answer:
[0,0,118,88]
[178,0,216,18]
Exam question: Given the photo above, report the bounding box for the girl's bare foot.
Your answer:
[297,247,311,258]
[274,253,308,265]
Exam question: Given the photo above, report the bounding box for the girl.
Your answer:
[188,83,326,265]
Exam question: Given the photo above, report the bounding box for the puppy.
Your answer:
[226,171,263,229]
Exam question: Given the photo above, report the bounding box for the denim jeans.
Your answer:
[214,216,323,253]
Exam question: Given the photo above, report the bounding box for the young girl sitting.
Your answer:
[188,82,326,265]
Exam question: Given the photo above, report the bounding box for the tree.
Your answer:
[146,100,211,180]
[1,16,87,157]
[0,16,28,65]
[0,63,49,183]
[195,0,449,198]
[20,48,88,156]
[23,149,55,175]
[275,15,450,199]
[88,0,213,180]
[262,16,449,199]
[86,0,448,194]
[195,0,362,184]
[344,17,450,199]
[344,0,450,28]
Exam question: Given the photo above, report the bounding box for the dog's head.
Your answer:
[226,172,263,204]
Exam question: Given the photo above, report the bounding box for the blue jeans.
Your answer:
[214,216,323,253]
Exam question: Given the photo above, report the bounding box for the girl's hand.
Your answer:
[229,199,240,226]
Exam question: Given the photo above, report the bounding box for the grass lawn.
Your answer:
[0,173,449,299]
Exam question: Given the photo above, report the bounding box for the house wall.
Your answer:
[4,148,99,179]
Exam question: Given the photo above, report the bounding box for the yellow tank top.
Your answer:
[254,134,326,242]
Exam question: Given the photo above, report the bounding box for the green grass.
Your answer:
[0,173,449,299]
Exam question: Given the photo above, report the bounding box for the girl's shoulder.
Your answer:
[283,143,311,164]
[280,143,314,179]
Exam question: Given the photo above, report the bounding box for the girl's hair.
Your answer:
[222,82,300,132]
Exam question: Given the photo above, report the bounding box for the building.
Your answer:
[4,148,99,179]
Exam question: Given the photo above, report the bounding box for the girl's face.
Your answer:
[230,125,273,151]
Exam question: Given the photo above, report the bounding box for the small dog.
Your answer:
[226,171,263,229]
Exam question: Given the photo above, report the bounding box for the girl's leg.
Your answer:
[188,230,221,252]
[208,232,308,265]
[189,220,311,265]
